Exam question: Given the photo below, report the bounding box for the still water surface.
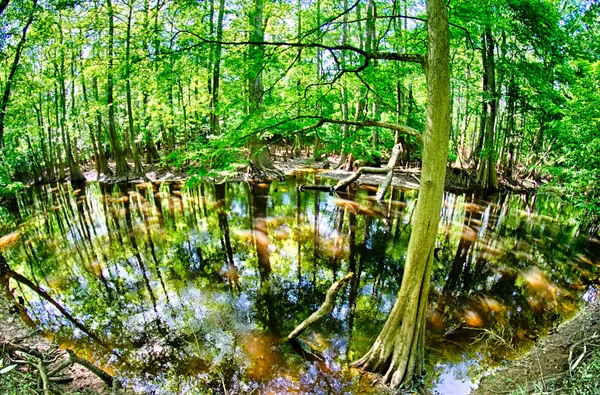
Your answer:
[2,173,599,394]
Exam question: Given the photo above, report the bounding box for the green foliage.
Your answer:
[541,60,600,222]
[0,368,39,395]
[557,347,600,394]
[0,0,595,224]
[0,158,24,197]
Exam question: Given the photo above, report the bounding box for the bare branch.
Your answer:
[172,32,425,66]
[287,273,354,341]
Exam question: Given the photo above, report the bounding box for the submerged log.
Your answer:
[287,272,354,341]
[299,185,334,193]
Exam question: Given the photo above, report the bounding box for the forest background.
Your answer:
[0,0,598,218]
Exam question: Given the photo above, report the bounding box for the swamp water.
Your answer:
[1,173,599,394]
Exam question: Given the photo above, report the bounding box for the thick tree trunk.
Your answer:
[247,0,282,180]
[352,0,450,389]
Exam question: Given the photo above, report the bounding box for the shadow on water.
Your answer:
[1,178,599,394]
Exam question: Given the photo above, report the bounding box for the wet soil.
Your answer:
[0,290,110,394]
[473,292,600,394]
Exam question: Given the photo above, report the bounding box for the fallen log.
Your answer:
[300,144,403,202]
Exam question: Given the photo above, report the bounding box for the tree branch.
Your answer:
[287,272,354,341]
[320,118,423,146]
[173,33,425,66]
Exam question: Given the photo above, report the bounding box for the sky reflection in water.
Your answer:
[2,174,600,394]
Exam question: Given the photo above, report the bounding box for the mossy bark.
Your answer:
[352,0,450,388]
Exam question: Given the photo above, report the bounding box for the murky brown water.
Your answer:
[1,173,599,394]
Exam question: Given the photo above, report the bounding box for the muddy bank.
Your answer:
[473,291,600,394]
[0,290,111,394]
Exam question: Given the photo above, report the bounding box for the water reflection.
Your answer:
[1,179,599,394]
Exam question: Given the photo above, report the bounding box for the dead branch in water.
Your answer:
[287,272,354,341]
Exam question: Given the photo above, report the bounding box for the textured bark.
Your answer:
[352,0,450,389]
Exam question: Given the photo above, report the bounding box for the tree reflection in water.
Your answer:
[1,178,599,394]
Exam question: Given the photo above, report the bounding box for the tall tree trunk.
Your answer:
[366,0,379,146]
[53,87,66,181]
[456,65,471,167]
[37,96,55,181]
[56,25,85,183]
[106,0,130,176]
[336,0,350,168]
[0,0,37,147]
[92,78,112,175]
[209,0,225,135]
[81,73,101,174]
[126,0,144,174]
[45,94,58,180]
[352,0,450,389]
[247,0,282,179]
[477,28,499,190]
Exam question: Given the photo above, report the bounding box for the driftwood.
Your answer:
[287,272,354,341]
[300,144,404,202]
